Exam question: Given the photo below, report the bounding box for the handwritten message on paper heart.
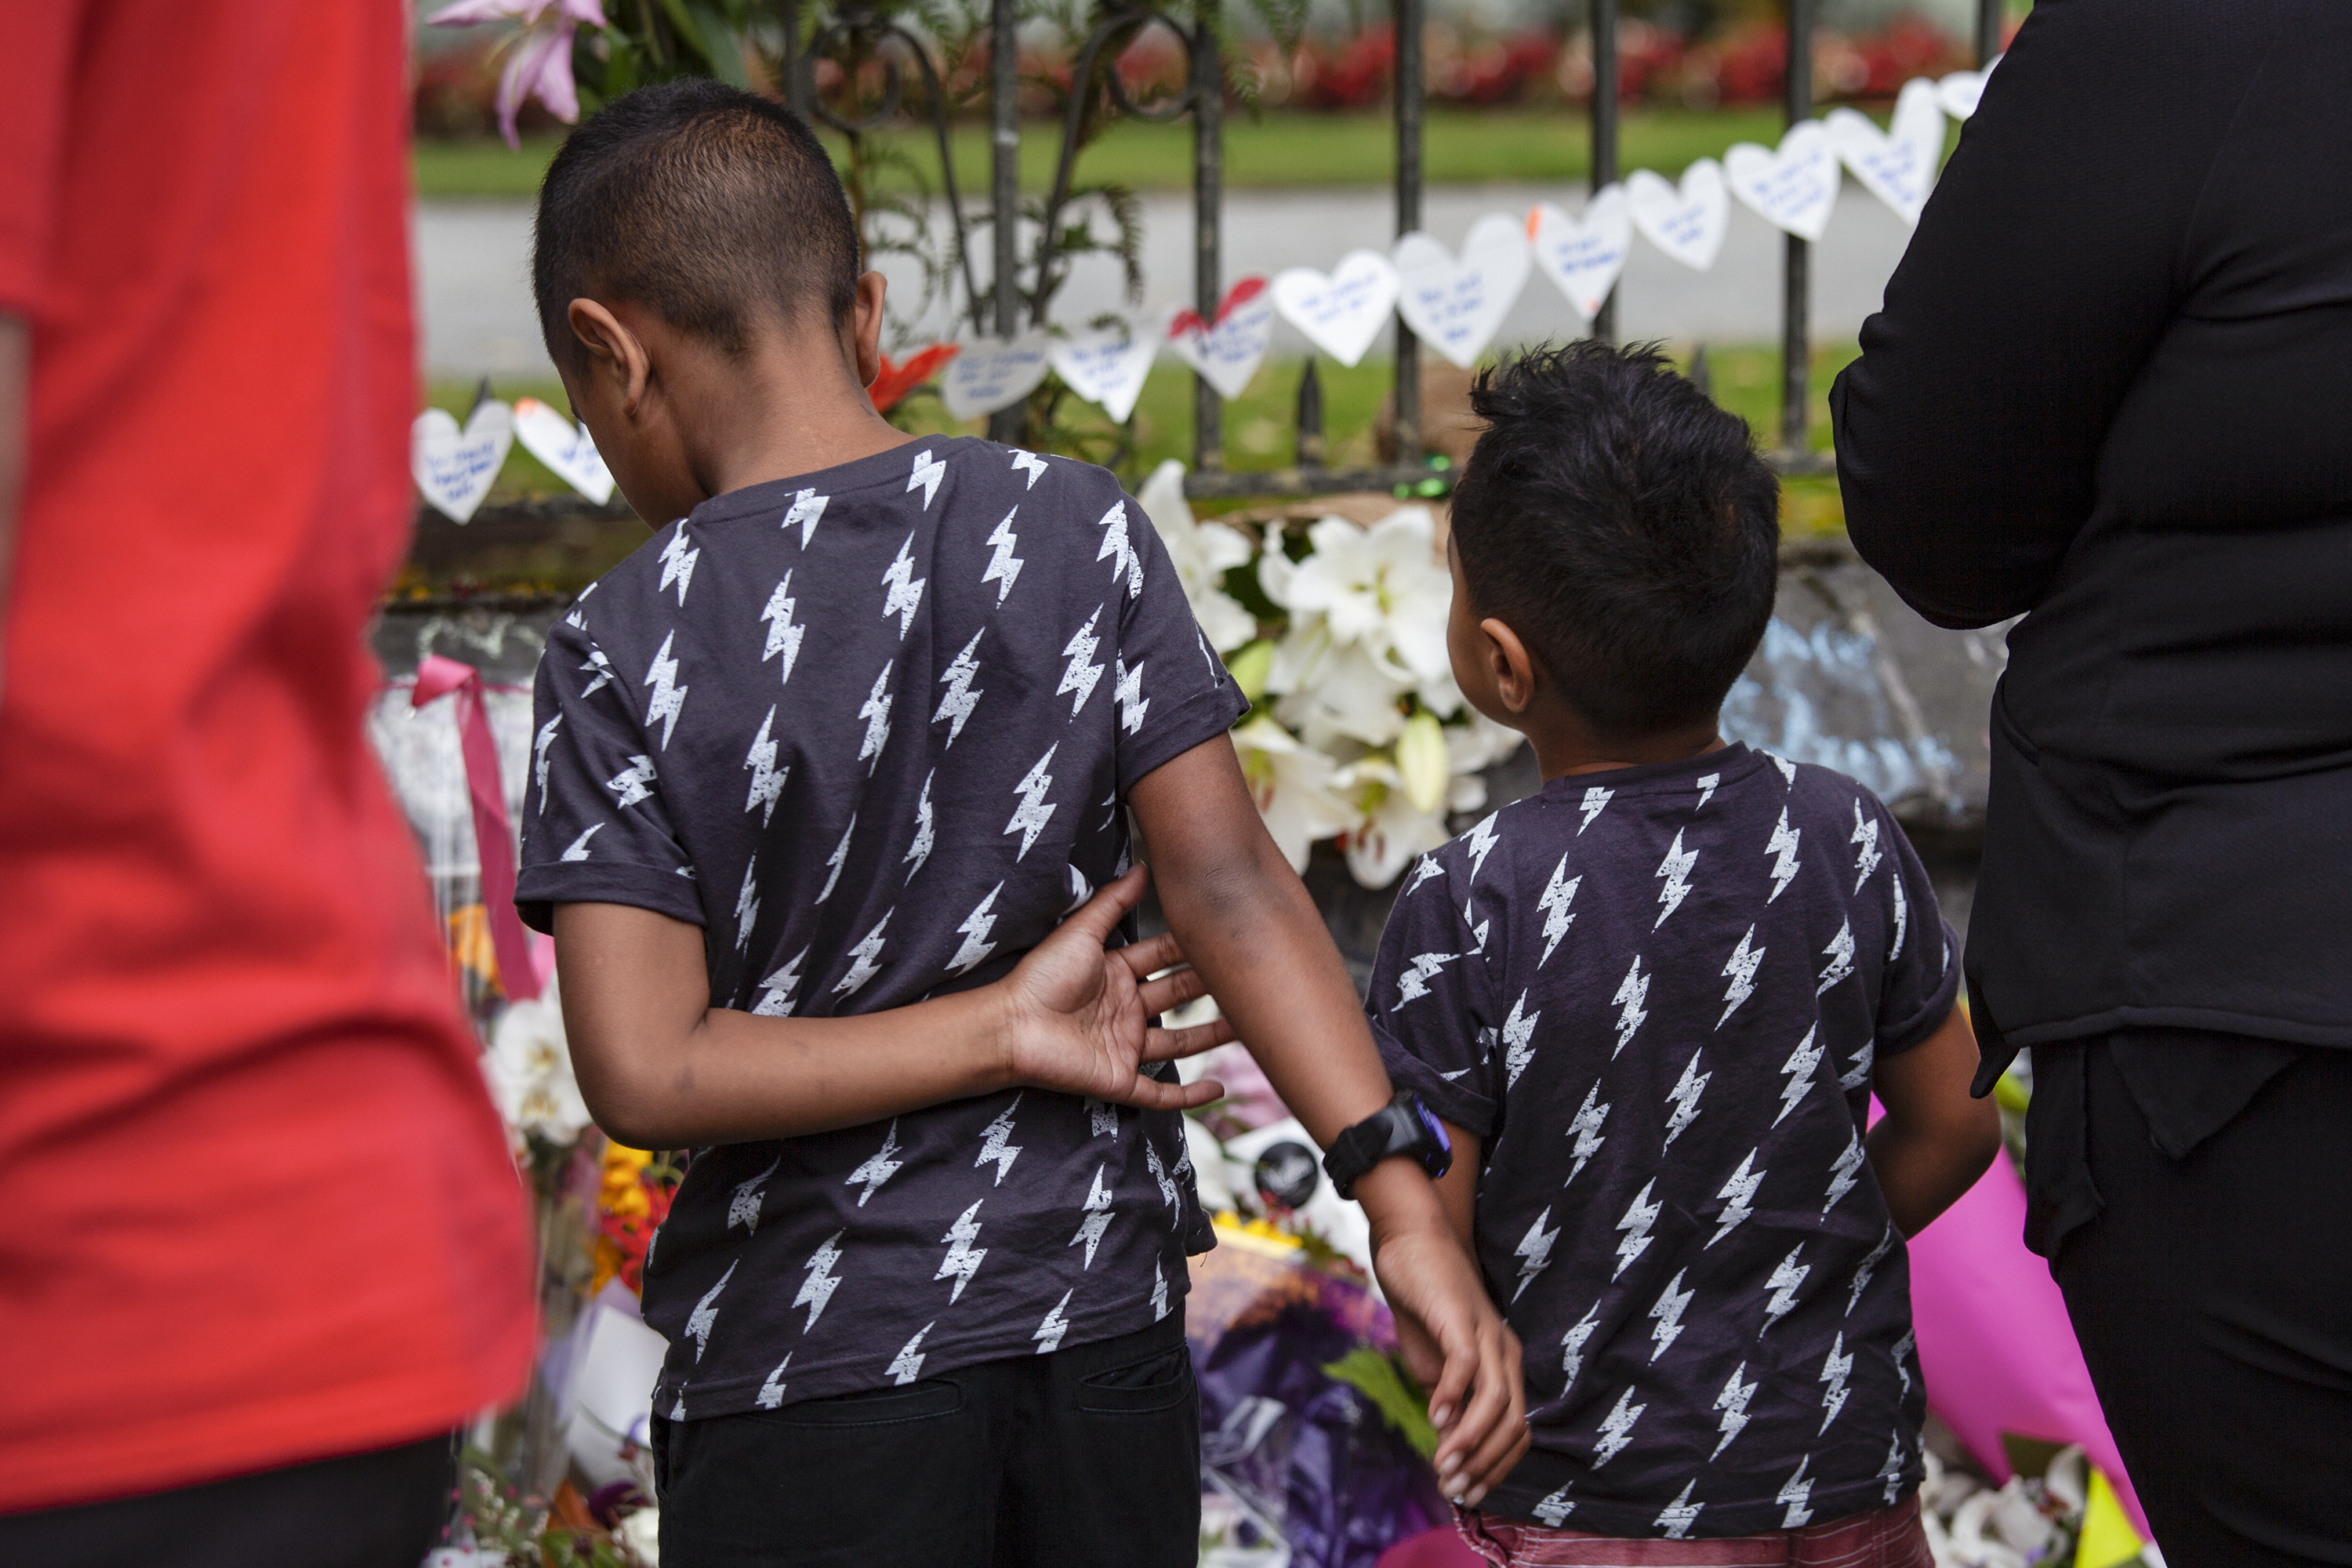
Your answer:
[940,333,1053,421]
[412,401,514,524]
[1725,122,1841,241]
[1827,78,1947,227]
[1167,278,1276,401]
[1528,184,1632,321]
[1393,215,1531,371]
[1627,160,1730,272]
[1937,54,2000,120]
[512,397,615,506]
[1049,312,1167,424]
[1272,250,1400,368]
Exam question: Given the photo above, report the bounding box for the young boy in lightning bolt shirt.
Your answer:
[512,82,1529,1565]
[1367,343,2000,1564]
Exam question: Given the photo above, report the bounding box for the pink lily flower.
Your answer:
[428,0,607,150]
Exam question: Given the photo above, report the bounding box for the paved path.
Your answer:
[415,183,1919,379]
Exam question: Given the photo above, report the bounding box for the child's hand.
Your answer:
[1370,1203,1531,1507]
[999,865,1232,1112]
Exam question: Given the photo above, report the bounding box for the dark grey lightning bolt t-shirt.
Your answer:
[516,437,1246,1420]
[1370,744,1958,1539]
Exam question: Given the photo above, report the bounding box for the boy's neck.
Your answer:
[1523,713,1726,783]
[677,328,913,502]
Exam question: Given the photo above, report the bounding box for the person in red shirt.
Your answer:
[0,0,537,1555]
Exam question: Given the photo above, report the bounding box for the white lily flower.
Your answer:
[484,976,593,1147]
[1232,716,1355,871]
[1332,753,1453,889]
[1136,460,1259,653]
[1260,508,1463,742]
[1447,710,1526,774]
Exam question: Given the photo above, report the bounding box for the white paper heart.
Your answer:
[511,397,615,506]
[1527,184,1633,321]
[1725,122,1842,242]
[1392,215,1532,371]
[1167,281,1277,401]
[939,333,1053,421]
[1827,78,1946,227]
[412,400,514,524]
[1048,313,1166,424]
[1271,250,1401,368]
[1936,54,2000,120]
[1626,159,1731,272]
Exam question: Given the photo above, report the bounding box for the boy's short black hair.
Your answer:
[532,79,861,370]
[1449,341,1780,741]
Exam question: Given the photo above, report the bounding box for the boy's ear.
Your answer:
[566,299,652,417]
[1477,615,1541,715]
[848,270,889,391]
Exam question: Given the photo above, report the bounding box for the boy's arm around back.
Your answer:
[1129,736,1529,1505]
[1867,1002,1999,1236]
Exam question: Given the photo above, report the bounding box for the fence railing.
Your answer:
[781,0,2006,500]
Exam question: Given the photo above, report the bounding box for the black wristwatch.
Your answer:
[1323,1091,1454,1200]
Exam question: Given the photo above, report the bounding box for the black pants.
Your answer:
[2041,1041,2352,1566]
[0,1436,452,1568]
[655,1311,1200,1567]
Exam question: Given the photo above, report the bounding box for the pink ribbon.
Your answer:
[412,654,544,1003]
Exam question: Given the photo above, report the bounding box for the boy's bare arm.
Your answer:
[1129,737,1530,1504]
[1867,1004,2001,1236]
[554,867,1229,1148]
[1433,1122,1479,1254]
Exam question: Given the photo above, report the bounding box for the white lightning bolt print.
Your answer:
[1817,919,1857,996]
[879,532,928,638]
[1501,992,1541,1089]
[1850,799,1884,893]
[935,1200,988,1302]
[1094,499,1144,599]
[743,706,787,826]
[1151,1258,1171,1320]
[982,507,1024,604]
[1461,812,1501,885]
[1838,1037,1876,1095]
[1009,448,1050,488]
[832,909,892,998]
[532,714,561,813]
[1849,1222,1895,1316]
[579,648,615,697]
[782,485,828,546]
[684,1258,736,1362]
[1532,1487,1576,1528]
[752,947,808,1018]
[932,628,985,746]
[1708,1149,1766,1249]
[1114,655,1149,735]
[903,771,936,884]
[1761,1245,1809,1334]
[1647,1269,1696,1361]
[754,1352,792,1410]
[1612,955,1651,1057]
[1560,1301,1602,1386]
[760,572,804,687]
[1888,875,1910,964]
[975,1094,1023,1185]
[1196,627,1223,683]
[1592,1387,1646,1468]
[856,660,894,775]
[564,581,597,630]
[728,1156,780,1234]
[1765,807,1802,902]
[795,1230,845,1330]
[815,814,855,905]
[1088,1098,1119,1139]
[1578,786,1613,833]
[608,754,657,808]
[644,631,688,749]
[1654,1481,1704,1541]
[1537,855,1581,966]
[1058,606,1107,715]
[1823,1122,1865,1216]
[1004,745,1059,860]
[1695,771,1721,811]
[1069,1164,1114,1268]
[1652,829,1699,931]
[1613,1179,1663,1279]
[1817,1331,1855,1432]
[887,1322,935,1385]
[1768,750,1798,787]
[1777,1025,1824,1127]
[1892,1327,1917,1399]
[949,883,1004,976]
[1403,856,1445,897]
[1711,1362,1759,1459]
[1718,926,1766,1029]
[1511,1207,1561,1302]
[1878,1429,1911,1506]
[1145,1138,1180,1225]
[657,524,699,605]
[1664,1050,1711,1149]
[844,1120,904,1207]
[1564,1080,1610,1185]
[1465,916,1490,955]
[560,824,603,861]
[907,448,946,508]
[1033,1289,1074,1353]
[1395,949,1460,1006]
[1777,1457,1816,1529]
[733,857,760,952]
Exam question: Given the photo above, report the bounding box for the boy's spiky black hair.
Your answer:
[1449,340,1781,741]
[532,78,861,371]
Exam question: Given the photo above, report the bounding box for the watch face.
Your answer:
[1415,1101,1452,1155]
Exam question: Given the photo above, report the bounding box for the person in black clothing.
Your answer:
[1831,2,2352,1562]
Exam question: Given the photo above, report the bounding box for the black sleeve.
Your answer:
[1828,0,2283,630]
